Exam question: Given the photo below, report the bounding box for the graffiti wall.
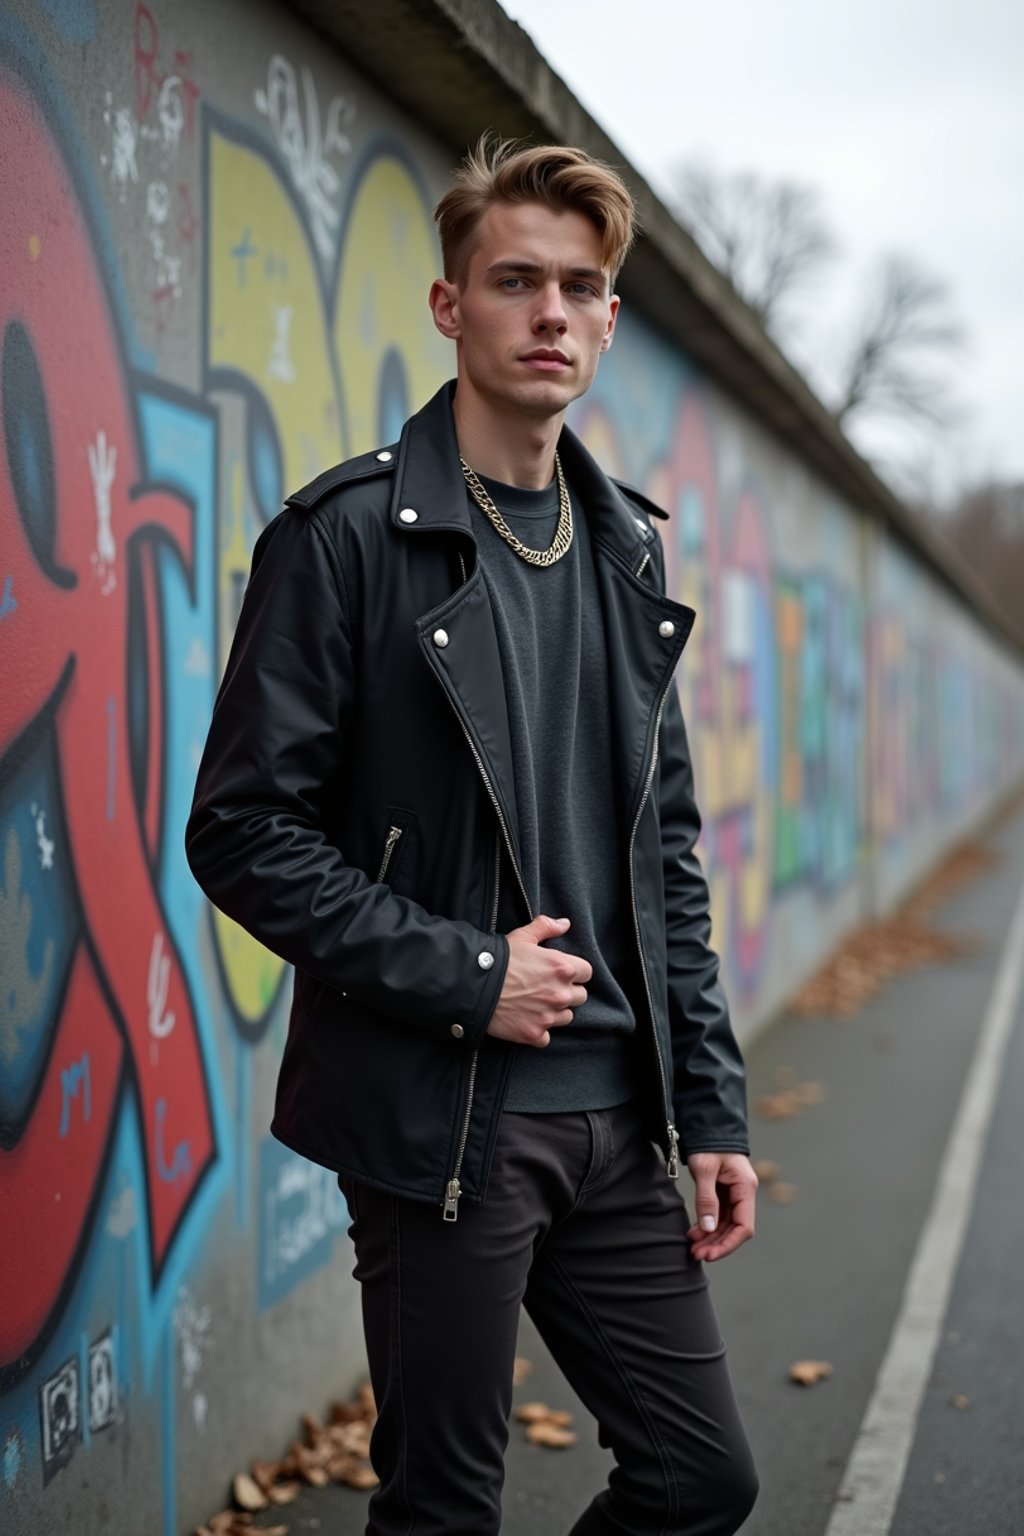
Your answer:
[1,2,1021,1532]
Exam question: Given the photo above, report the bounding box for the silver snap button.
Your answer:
[450,1023,464,1040]
[477,951,494,970]
[433,628,449,649]
[399,507,418,524]
[376,450,393,463]
[659,621,675,638]
[634,517,647,533]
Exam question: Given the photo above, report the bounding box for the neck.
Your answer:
[452,383,562,490]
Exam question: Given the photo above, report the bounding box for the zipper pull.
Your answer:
[666,1124,680,1180]
[376,825,403,883]
[443,1177,462,1222]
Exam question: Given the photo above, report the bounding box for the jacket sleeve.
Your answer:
[185,506,508,1044]
[657,688,750,1156]
[649,529,750,1157]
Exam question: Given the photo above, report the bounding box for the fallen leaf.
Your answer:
[752,1160,781,1184]
[950,1393,970,1409]
[757,1082,827,1120]
[789,1360,833,1387]
[209,1515,236,1534]
[250,1459,279,1493]
[768,1182,798,1205]
[301,1410,323,1446]
[525,1422,578,1448]
[512,1356,533,1385]
[515,1402,553,1423]
[340,1464,380,1490]
[262,1527,289,1536]
[234,1471,269,1512]
[267,1482,300,1505]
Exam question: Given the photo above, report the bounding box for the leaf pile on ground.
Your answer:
[196,1382,379,1534]
[515,1400,578,1448]
[788,839,995,1020]
[756,1065,827,1121]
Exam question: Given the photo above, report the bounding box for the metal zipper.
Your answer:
[627,680,681,1179]
[444,824,505,1222]
[376,824,403,883]
[635,549,651,579]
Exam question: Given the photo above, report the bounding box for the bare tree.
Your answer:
[670,160,836,334]
[835,254,964,431]
[943,478,1024,645]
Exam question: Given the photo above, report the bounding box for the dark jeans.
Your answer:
[338,1101,758,1535]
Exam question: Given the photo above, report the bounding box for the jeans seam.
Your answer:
[388,1194,415,1536]
[546,1248,681,1536]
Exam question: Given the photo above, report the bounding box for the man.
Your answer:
[187,137,759,1536]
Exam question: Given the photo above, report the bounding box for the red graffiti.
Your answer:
[0,67,215,1369]
[177,182,198,262]
[134,5,199,140]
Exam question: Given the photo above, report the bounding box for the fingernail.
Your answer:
[700,1215,716,1232]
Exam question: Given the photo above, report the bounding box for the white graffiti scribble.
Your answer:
[146,180,183,304]
[175,1286,213,1393]
[268,305,296,383]
[30,803,55,870]
[111,107,139,190]
[87,430,117,596]
[192,1392,208,1430]
[148,932,176,1041]
[147,180,170,223]
[157,74,185,149]
[183,636,211,676]
[105,1182,137,1239]
[254,54,356,263]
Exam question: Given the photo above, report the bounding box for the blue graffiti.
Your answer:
[59,1054,91,1138]
[154,1098,191,1183]
[0,575,16,619]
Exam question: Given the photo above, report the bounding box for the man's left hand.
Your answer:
[685,1152,758,1262]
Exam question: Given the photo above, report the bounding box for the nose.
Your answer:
[532,280,568,334]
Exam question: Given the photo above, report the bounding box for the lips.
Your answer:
[520,350,571,370]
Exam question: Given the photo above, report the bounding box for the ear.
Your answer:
[429,278,461,341]
[599,293,621,354]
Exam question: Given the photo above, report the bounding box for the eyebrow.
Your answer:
[485,259,606,283]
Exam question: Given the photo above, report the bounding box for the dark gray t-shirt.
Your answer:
[473,470,638,1113]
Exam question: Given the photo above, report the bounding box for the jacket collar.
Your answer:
[390,380,653,571]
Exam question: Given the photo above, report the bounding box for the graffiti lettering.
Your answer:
[58,1053,91,1137]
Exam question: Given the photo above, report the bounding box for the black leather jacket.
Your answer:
[186,383,749,1218]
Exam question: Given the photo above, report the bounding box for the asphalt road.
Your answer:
[244,797,1024,1536]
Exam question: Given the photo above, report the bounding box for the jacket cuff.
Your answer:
[463,932,510,1047]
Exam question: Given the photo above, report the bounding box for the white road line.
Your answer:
[824,868,1024,1536]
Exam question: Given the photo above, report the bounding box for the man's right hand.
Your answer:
[487,915,592,1048]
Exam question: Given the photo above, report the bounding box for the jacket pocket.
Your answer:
[375,806,416,887]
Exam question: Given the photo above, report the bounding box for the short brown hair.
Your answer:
[435,134,638,287]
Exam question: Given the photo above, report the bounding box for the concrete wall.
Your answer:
[0,2,1021,1532]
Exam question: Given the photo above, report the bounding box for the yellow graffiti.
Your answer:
[207,129,452,1028]
[333,155,451,455]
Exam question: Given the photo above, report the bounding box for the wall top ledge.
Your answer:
[284,0,1019,657]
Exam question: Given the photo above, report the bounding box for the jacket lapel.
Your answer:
[389,381,695,856]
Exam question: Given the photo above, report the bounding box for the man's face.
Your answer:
[431,200,619,419]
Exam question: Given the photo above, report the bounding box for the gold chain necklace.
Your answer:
[460,453,573,568]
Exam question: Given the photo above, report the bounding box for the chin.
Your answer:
[507,374,581,417]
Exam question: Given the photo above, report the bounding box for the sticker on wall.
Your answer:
[39,1357,80,1483]
[87,1331,117,1434]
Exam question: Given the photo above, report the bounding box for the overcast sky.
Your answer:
[504,0,1024,501]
